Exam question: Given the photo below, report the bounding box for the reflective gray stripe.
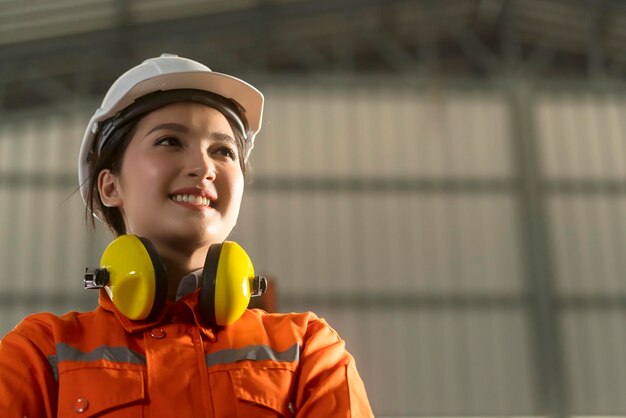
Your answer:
[56,343,146,365]
[47,343,146,381]
[205,343,300,367]
[47,343,298,381]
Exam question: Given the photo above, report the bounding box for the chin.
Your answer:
[137,218,233,246]
[180,227,232,246]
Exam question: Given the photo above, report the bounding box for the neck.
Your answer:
[153,242,210,301]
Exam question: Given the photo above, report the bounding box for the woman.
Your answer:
[0,54,374,417]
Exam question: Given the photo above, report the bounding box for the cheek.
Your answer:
[225,169,245,208]
[121,157,169,194]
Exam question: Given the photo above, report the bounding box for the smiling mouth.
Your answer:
[170,194,214,207]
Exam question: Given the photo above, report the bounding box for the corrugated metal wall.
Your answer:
[1,78,625,417]
[537,91,626,415]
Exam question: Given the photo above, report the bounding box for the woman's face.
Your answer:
[98,102,244,249]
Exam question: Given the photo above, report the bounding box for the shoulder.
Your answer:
[243,309,329,331]
[20,309,98,332]
[240,309,343,348]
[3,309,100,351]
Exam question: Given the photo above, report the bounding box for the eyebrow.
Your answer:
[147,123,236,144]
[147,123,189,136]
[210,131,237,146]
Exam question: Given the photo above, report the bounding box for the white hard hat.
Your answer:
[78,53,264,209]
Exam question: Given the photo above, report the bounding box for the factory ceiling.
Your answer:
[0,0,624,111]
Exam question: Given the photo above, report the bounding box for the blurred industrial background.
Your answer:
[1,0,626,417]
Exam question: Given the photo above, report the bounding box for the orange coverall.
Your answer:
[0,289,374,417]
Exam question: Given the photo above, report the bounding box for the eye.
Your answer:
[214,145,237,160]
[154,136,182,147]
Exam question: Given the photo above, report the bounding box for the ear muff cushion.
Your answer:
[200,243,222,327]
[137,236,168,319]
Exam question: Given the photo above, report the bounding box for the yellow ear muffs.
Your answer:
[200,241,267,327]
[84,235,168,321]
[85,236,265,326]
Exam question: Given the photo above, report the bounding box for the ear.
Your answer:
[98,169,122,207]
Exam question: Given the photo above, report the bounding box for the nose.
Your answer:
[186,150,216,181]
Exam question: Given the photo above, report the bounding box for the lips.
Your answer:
[169,187,217,208]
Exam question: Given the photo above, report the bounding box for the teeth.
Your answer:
[171,194,211,206]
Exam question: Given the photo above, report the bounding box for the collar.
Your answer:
[176,269,202,301]
[97,269,208,333]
